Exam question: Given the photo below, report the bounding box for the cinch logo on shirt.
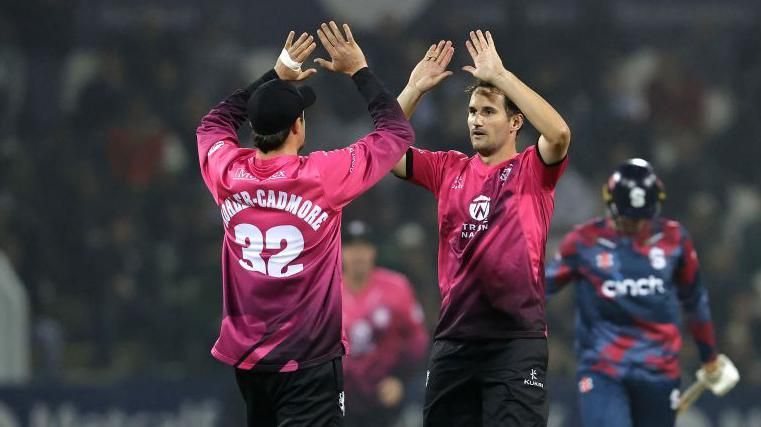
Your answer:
[601,275,665,298]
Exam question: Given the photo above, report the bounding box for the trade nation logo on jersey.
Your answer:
[469,195,490,221]
[461,195,491,239]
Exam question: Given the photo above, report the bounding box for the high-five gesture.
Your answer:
[462,30,506,83]
[407,40,455,94]
[314,21,368,76]
[395,40,455,123]
[275,31,318,81]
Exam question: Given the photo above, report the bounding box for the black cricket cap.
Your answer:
[247,80,316,135]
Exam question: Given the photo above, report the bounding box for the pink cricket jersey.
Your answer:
[407,145,567,340]
[196,76,413,372]
[342,268,429,407]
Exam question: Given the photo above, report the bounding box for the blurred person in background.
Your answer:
[545,158,739,427]
[341,220,429,427]
[195,23,414,426]
[393,30,571,426]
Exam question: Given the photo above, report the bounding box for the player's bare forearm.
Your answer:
[397,40,454,120]
[492,70,571,162]
[397,85,424,120]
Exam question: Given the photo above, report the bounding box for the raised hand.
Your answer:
[462,30,506,83]
[314,21,368,76]
[274,31,318,81]
[406,40,454,94]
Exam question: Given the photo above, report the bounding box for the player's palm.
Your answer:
[314,21,368,76]
[275,31,318,81]
[462,30,505,82]
[408,40,454,93]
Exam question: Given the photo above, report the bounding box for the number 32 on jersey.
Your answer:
[234,224,304,278]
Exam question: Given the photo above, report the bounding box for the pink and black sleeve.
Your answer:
[316,68,415,209]
[195,69,279,197]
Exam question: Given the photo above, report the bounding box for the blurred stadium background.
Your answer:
[0,0,759,426]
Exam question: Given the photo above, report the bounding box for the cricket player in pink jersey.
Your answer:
[393,31,572,426]
[340,220,429,427]
[195,22,414,426]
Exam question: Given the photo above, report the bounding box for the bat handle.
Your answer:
[677,381,707,414]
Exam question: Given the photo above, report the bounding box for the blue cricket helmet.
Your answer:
[602,158,666,219]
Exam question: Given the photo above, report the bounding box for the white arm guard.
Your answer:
[696,354,740,396]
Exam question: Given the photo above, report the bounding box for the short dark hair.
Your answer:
[251,127,291,153]
[465,80,522,116]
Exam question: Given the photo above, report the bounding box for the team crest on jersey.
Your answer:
[596,252,614,269]
[349,320,374,356]
[371,306,391,329]
[649,247,666,270]
[469,195,491,221]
